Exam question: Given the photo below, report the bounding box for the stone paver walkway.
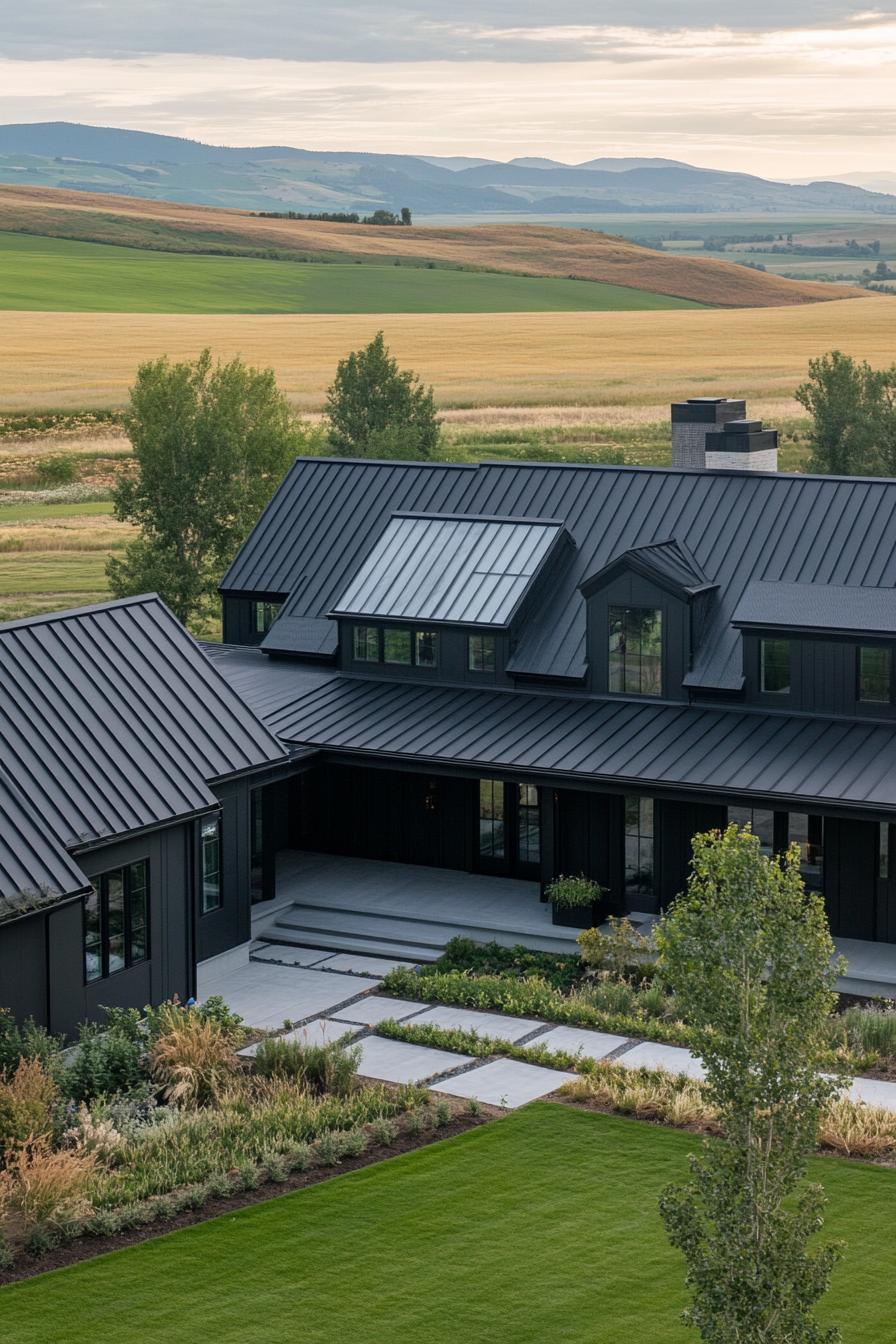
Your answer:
[432,1058,576,1108]
[201,955,896,1114]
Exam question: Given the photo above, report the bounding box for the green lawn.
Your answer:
[0,232,704,314]
[1,1105,892,1343]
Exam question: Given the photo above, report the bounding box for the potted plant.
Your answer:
[546,873,606,929]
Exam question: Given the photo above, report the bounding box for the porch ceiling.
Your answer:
[205,648,896,813]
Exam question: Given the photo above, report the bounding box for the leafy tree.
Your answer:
[795,350,885,474]
[655,825,845,1344]
[325,331,441,458]
[400,206,413,226]
[108,349,314,626]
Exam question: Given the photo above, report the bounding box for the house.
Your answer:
[4,398,896,1032]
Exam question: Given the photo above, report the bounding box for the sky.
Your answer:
[1,3,895,176]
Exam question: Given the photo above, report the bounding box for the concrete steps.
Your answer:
[255,896,581,964]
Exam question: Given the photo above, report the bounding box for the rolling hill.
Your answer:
[0,122,894,218]
[0,185,859,309]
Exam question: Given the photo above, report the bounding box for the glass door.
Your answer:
[476,780,540,877]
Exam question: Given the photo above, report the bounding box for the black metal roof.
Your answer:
[206,647,896,814]
[0,768,89,914]
[331,513,566,628]
[0,596,287,854]
[221,458,896,691]
[580,538,713,601]
[733,581,896,637]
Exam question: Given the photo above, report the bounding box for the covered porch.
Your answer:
[247,849,896,998]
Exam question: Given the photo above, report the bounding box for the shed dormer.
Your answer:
[579,539,716,700]
[328,512,573,682]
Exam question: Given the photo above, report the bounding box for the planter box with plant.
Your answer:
[546,873,606,928]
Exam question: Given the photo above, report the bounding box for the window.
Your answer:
[84,860,149,983]
[383,628,412,664]
[609,608,662,696]
[859,646,892,704]
[517,784,541,865]
[353,625,380,662]
[788,813,823,891]
[760,638,790,694]
[728,806,775,858]
[478,779,506,858]
[253,601,281,635]
[200,816,222,914]
[880,822,892,880]
[468,634,496,673]
[624,796,654,899]
[415,630,438,668]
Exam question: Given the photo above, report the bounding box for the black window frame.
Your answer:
[468,633,496,674]
[624,795,655,899]
[83,859,150,984]
[608,606,663,697]
[857,644,894,706]
[352,624,439,669]
[759,637,791,695]
[253,600,282,636]
[200,814,223,915]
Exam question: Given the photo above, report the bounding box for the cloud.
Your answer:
[3,2,894,62]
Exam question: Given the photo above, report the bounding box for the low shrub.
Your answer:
[0,1059,60,1155]
[315,1132,343,1166]
[371,1117,398,1146]
[0,1009,63,1074]
[149,1012,237,1108]
[65,1007,147,1104]
[252,1035,360,1097]
[340,1128,367,1159]
[433,1100,452,1128]
[424,937,582,992]
[63,1102,126,1159]
[381,967,692,1046]
[577,917,657,980]
[34,455,77,487]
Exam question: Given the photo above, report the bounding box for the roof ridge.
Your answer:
[0,593,158,636]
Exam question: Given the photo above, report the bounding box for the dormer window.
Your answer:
[351,624,439,670]
[353,626,380,662]
[468,634,496,673]
[608,607,662,696]
[759,638,790,694]
[384,629,412,665]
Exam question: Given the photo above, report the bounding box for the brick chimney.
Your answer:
[705,419,778,472]
[671,398,746,468]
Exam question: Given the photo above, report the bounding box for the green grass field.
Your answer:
[1,1105,892,1343]
[0,233,705,314]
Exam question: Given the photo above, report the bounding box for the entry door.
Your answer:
[476,780,541,879]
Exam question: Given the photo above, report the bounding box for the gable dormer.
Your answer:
[579,539,716,701]
[328,511,573,683]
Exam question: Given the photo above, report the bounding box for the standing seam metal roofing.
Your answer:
[331,514,565,627]
[0,767,89,910]
[0,596,288,852]
[205,648,896,813]
[220,459,896,690]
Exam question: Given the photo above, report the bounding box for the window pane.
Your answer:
[609,608,662,697]
[127,861,149,965]
[415,631,438,668]
[728,806,774,857]
[789,813,823,890]
[84,886,102,982]
[624,796,654,896]
[760,639,790,694]
[383,628,412,665]
[468,634,496,673]
[353,626,379,662]
[254,601,281,634]
[517,784,540,864]
[880,822,891,880]
[859,646,891,704]
[201,817,222,914]
[478,779,505,857]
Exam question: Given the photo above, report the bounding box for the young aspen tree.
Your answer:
[656,825,847,1344]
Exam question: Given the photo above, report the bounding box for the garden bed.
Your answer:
[0,1096,497,1286]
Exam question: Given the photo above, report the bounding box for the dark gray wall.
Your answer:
[743,633,896,718]
[197,784,250,961]
[222,593,286,646]
[0,909,49,1026]
[338,621,512,688]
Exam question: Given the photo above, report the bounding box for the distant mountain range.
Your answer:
[1,122,894,216]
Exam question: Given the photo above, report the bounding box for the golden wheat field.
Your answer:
[2,296,893,414]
